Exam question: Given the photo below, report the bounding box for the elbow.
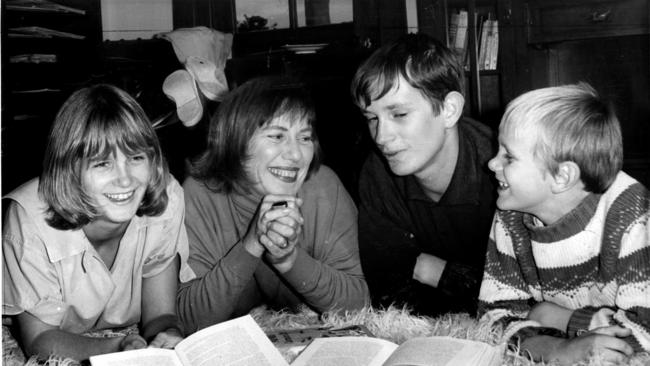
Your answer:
[176,281,234,335]
[176,285,199,336]
[334,277,371,312]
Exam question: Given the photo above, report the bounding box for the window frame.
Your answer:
[207,0,356,55]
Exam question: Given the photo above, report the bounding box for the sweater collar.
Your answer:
[231,187,261,218]
[524,193,601,243]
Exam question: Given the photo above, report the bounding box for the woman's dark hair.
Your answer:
[191,75,321,193]
[39,84,169,230]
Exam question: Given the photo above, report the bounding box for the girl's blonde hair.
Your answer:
[39,84,169,230]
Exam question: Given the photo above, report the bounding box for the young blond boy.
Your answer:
[478,83,649,365]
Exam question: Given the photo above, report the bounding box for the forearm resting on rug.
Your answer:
[15,312,138,360]
[527,301,573,331]
[518,326,634,365]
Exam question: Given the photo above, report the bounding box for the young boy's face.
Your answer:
[362,76,452,178]
[488,122,555,220]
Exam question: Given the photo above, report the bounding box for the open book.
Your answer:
[89,315,289,366]
[90,314,503,366]
[291,335,504,366]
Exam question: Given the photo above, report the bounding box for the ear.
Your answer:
[441,91,465,128]
[551,161,582,193]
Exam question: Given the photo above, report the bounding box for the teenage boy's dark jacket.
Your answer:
[358,117,497,316]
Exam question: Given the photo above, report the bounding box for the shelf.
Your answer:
[2,0,101,194]
[6,0,86,15]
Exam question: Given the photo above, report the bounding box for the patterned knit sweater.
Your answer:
[478,171,650,352]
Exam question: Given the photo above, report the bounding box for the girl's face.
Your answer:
[245,113,315,196]
[488,122,555,220]
[81,148,151,225]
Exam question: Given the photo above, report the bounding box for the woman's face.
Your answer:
[81,148,151,225]
[245,113,315,196]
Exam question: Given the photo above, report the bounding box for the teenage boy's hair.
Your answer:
[350,32,464,115]
[501,82,623,193]
[40,84,170,230]
[191,75,322,194]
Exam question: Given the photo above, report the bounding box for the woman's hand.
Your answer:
[242,195,303,260]
[259,196,304,272]
[148,328,183,349]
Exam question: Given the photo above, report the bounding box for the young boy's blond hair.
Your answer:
[501,82,623,193]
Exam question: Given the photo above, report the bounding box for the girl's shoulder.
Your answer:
[156,174,185,219]
[4,178,42,209]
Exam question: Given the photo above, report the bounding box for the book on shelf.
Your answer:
[477,18,490,70]
[486,20,499,70]
[449,9,469,64]
[477,16,498,71]
[10,54,57,64]
[448,12,459,48]
[90,315,504,366]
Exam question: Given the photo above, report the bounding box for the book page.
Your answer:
[89,348,183,366]
[383,337,500,366]
[175,315,289,366]
[291,336,398,366]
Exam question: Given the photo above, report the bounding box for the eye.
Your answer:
[90,160,111,169]
[130,154,148,163]
[504,153,514,164]
[267,133,284,142]
[392,112,408,119]
[299,134,314,143]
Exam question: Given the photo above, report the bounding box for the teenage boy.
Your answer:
[350,33,497,316]
[478,83,650,365]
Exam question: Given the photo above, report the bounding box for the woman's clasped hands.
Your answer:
[244,195,304,273]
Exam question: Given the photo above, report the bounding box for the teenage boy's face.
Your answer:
[488,122,554,219]
[362,76,450,178]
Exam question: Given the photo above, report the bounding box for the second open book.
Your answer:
[90,314,504,366]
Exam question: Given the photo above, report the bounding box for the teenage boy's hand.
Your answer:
[412,253,446,288]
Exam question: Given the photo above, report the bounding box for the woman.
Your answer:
[3,84,190,360]
[178,76,369,333]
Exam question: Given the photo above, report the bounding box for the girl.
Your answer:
[3,84,189,361]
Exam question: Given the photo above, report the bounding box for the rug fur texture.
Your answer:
[4,306,649,365]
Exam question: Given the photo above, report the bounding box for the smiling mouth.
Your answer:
[497,180,510,191]
[381,150,400,158]
[269,167,299,183]
[105,190,135,202]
